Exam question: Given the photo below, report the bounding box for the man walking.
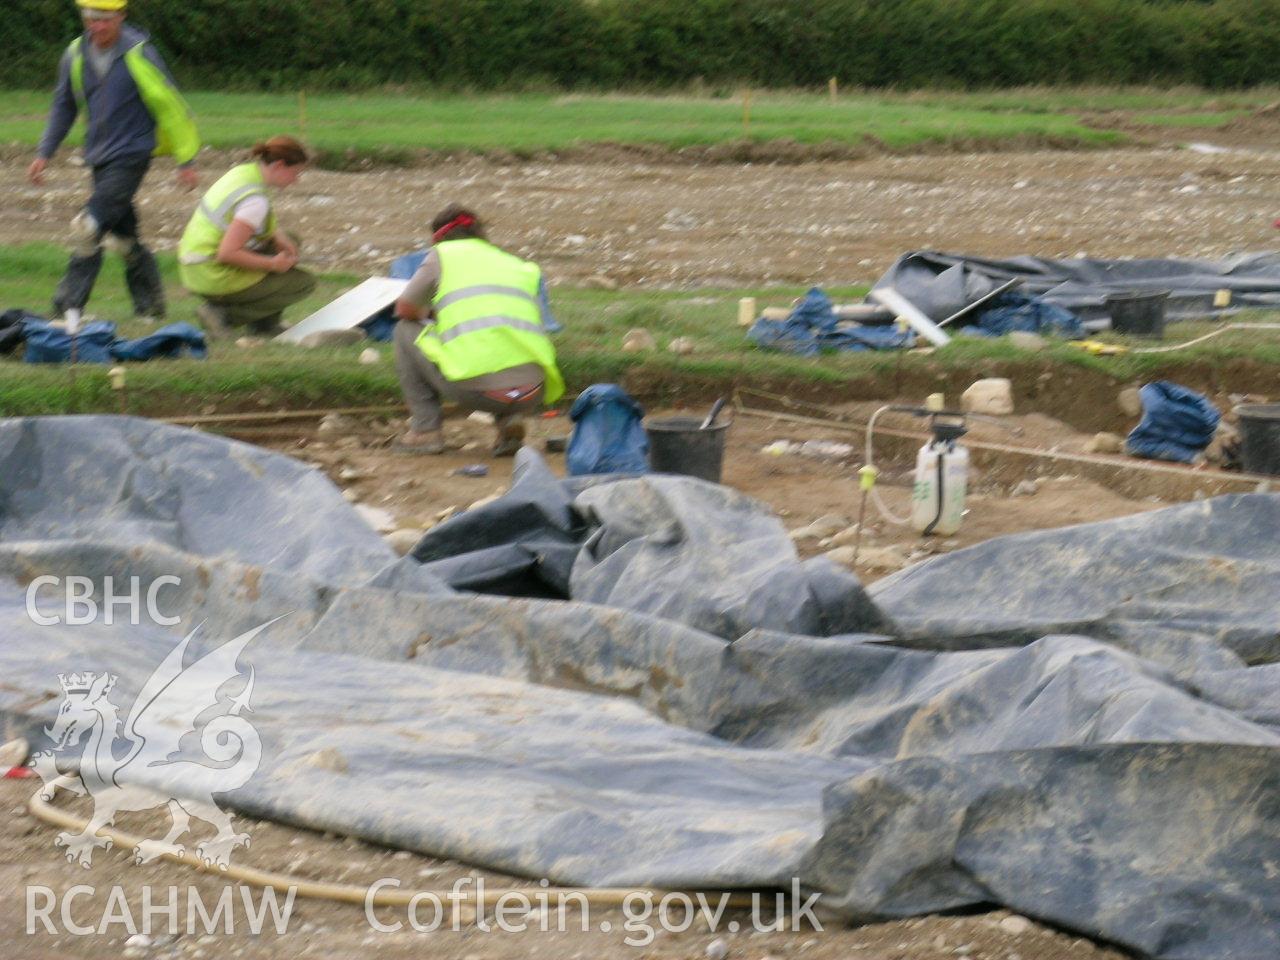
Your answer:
[28,0,199,321]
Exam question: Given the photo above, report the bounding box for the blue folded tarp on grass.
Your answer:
[21,319,206,364]
[749,287,913,355]
[975,290,1084,338]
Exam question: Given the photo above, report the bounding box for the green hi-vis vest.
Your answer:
[68,37,199,165]
[177,163,277,296]
[416,238,565,404]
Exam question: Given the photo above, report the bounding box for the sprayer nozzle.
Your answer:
[858,464,879,491]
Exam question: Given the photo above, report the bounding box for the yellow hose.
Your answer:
[27,791,759,913]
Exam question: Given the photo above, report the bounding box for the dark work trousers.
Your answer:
[202,267,317,335]
[53,154,165,318]
[393,319,544,433]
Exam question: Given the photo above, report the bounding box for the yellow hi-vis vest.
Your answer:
[67,37,200,165]
[416,238,564,403]
[177,163,277,296]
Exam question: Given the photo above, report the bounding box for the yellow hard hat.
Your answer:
[77,0,127,11]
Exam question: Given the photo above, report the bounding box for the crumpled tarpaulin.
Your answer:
[566,383,649,477]
[749,287,914,355]
[1125,381,1222,464]
[872,250,1280,328]
[18,318,207,364]
[970,289,1084,338]
[0,416,1276,960]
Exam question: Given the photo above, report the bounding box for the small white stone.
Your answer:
[1118,387,1144,417]
[668,336,697,355]
[855,546,905,569]
[705,938,729,960]
[1000,915,1033,935]
[1085,432,1124,454]
[386,529,423,556]
[828,525,862,548]
[622,327,656,352]
[358,348,380,365]
[790,514,850,540]
[824,546,857,567]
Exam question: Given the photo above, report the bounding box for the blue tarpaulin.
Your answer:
[566,383,649,476]
[20,319,207,364]
[1126,381,1221,463]
[749,287,913,356]
[974,290,1084,338]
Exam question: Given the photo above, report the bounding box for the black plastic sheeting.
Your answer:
[871,250,1280,327]
[0,417,1276,960]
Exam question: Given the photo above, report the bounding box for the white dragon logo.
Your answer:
[30,623,268,870]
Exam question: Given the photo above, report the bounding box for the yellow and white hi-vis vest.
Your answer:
[67,36,199,165]
[177,163,277,296]
[416,238,565,403]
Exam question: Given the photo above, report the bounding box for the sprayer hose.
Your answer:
[865,405,913,526]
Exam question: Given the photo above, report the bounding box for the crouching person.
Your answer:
[393,205,564,456]
[178,136,315,338]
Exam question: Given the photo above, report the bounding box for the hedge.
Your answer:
[8,0,1280,90]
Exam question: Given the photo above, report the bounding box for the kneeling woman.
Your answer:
[178,136,315,337]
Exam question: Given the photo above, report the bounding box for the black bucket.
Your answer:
[1236,403,1280,477]
[646,416,729,483]
[1105,290,1169,338]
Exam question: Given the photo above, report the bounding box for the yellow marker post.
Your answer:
[829,77,838,104]
[108,365,128,415]
[742,89,751,137]
[853,464,879,567]
[299,90,307,138]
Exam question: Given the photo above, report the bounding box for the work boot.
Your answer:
[493,418,526,457]
[393,429,445,455]
[250,312,286,338]
[196,302,231,341]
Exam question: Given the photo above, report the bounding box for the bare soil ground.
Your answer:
[3,124,1280,287]
[250,402,1164,581]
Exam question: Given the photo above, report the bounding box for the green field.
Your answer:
[0,89,1146,157]
[8,86,1276,165]
[5,243,1280,420]
[7,87,1276,159]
